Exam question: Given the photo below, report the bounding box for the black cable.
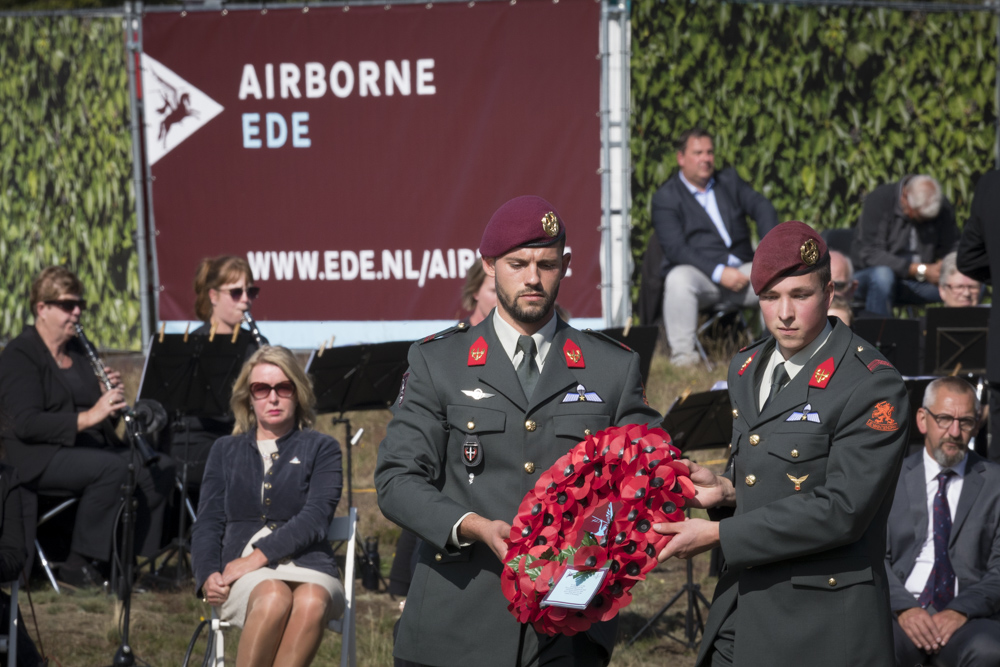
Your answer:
[181,619,209,667]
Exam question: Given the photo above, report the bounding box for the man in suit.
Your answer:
[851,175,959,316]
[650,128,778,366]
[375,196,659,667]
[885,376,1000,666]
[655,221,910,666]
[956,170,1000,461]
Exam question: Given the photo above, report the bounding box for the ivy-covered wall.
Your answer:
[631,0,997,287]
[0,15,138,348]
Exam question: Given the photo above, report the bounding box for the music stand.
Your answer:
[853,318,922,377]
[925,307,988,376]
[597,325,659,384]
[137,332,251,580]
[628,389,729,648]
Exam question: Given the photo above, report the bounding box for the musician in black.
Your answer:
[169,256,267,492]
[0,266,174,588]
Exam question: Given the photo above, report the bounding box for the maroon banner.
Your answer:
[142,0,602,324]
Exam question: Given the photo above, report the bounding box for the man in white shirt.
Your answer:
[885,376,1000,666]
[649,128,778,366]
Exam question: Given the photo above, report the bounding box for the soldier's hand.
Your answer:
[654,518,720,561]
[681,459,735,508]
[458,514,511,562]
[897,607,942,653]
[932,609,968,646]
[719,267,750,292]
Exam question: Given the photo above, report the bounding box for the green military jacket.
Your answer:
[697,318,910,667]
[376,314,659,667]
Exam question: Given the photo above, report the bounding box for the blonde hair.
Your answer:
[461,259,488,312]
[231,346,316,435]
[193,255,254,323]
[30,266,83,316]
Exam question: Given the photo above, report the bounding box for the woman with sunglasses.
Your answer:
[172,256,268,490]
[0,266,175,588]
[192,346,345,667]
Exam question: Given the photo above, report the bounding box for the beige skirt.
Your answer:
[218,526,346,628]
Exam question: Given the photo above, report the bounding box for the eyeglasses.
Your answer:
[44,299,87,313]
[223,286,260,301]
[922,407,978,433]
[941,284,978,294]
[250,381,295,400]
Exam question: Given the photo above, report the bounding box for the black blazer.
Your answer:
[957,170,1000,380]
[0,326,122,483]
[651,166,779,280]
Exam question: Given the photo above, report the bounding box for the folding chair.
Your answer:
[0,580,17,667]
[34,495,79,594]
[206,507,358,667]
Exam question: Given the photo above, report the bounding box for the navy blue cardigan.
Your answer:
[191,427,343,594]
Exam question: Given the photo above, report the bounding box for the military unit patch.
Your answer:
[467,336,488,366]
[737,350,757,376]
[808,357,835,389]
[462,434,483,467]
[866,400,899,432]
[563,339,585,368]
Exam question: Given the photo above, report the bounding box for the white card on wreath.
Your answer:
[540,567,610,610]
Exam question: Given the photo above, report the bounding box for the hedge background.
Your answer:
[0,14,138,348]
[631,0,998,298]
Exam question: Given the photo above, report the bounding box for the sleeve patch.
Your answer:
[866,359,894,373]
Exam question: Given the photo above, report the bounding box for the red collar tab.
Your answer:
[563,339,585,368]
[809,357,835,389]
[737,350,757,377]
[467,336,488,366]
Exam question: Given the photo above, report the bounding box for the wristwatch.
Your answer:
[916,263,928,282]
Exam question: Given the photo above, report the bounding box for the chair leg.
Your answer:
[8,581,17,667]
[34,540,60,594]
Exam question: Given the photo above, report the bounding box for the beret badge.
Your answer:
[800,239,819,266]
[541,212,560,238]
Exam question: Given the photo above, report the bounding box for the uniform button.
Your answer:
[457,322,466,329]
[857,346,864,352]
[732,409,738,418]
[524,462,535,474]
[271,453,279,460]
[467,421,475,431]
[745,474,757,487]
[260,515,266,521]
[749,434,760,446]
[264,482,272,489]
[269,523,277,530]
[267,470,274,476]
[525,420,537,432]
[584,429,592,436]
[828,578,837,587]
[435,553,443,562]
[791,449,799,458]
[264,498,271,505]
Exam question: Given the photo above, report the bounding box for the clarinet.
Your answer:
[73,324,160,465]
[243,310,265,347]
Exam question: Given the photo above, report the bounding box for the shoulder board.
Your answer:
[854,341,896,374]
[420,322,469,344]
[583,329,633,353]
[738,335,769,354]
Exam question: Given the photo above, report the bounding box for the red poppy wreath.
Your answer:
[501,423,694,635]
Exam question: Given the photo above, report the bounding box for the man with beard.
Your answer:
[375,195,659,667]
[885,376,1000,666]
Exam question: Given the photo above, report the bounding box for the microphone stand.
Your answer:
[110,416,143,666]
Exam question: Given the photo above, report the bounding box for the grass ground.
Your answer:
[23,340,732,666]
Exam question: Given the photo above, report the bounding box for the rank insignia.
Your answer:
[866,400,899,432]
[541,211,560,238]
[461,388,495,400]
[563,339,585,368]
[463,435,483,467]
[737,350,757,377]
[787,403,821,423]
[808,357,835,388]
[800,239,819,265]
[467,336,488,366]
[563,384,603,403]
[787,473,809,491]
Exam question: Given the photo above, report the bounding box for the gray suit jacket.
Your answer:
[697,318,910,667]
[885,450,1000,621]
[375,315,659,667]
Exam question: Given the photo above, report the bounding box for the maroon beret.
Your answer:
[479,196,566,258]
[750,221,829,294]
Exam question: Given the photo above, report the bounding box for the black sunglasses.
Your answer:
[250,381,295,400]
[223,286,260,301]
[45,299,87,313]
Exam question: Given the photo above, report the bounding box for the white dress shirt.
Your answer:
[679,171,743,284]
[757,321,834,411]
[904,449,967,598]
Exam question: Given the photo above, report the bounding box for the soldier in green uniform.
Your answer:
[375,196,659,666]
[655,221,910,666]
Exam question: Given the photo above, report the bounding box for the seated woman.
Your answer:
[192,346,345,667]
[171,255,267,489]
[459,259,497,326]
[0,266,174,588]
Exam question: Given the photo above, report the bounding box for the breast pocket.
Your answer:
[446,405,506,437]
[553,413,612,441]
[767,431,830,490]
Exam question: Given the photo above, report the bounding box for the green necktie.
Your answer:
[762,363,789,412]
[516,335,539,400]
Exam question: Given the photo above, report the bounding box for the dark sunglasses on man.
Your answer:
[226,286,260,301]
[45,299,87,313]
[250,381,295,400]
